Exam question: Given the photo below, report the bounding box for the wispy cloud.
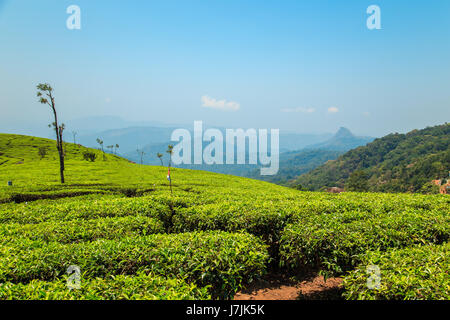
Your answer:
[281,107,315,113]
[201,95,240,111]
[328,107,339,113]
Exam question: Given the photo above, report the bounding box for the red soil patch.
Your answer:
[234,275,343,300]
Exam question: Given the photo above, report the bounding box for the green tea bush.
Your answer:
[279,208,449,275]
[173,201,295,240]
[82,151,97,162]
[343,243,449,300]
[0,196,171,224]
[0,231,268,299]
[0,272,210,300]
[1,189,112,204]
[0,215,164,244]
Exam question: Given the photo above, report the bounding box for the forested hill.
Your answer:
[293,123,450,193]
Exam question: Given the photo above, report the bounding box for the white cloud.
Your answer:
[281,107,315,113]
[328,107,339,113]
[363,111,370,117]
[201,95,240,111]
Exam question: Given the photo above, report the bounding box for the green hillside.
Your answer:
[0,133,448,300]
[293,123,450,193]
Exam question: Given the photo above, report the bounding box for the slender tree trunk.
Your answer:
[169,158,173,195]
[52,107,65,184]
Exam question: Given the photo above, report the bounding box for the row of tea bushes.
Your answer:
[0,215,164,245]
[2,188,448,225]
[0,196,171,224]
[0,231,268,299]
[0,188,115,204]
[279,208,449,275]
[0,272,210,300]
[343,243,449,300]
[172,201,296,244]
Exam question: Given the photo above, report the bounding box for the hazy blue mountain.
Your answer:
[77,126,179,154]
[278,132,332,152]
[78,125,335,158]
[66,116,183,136]
[107,126,374,184]
[76,123,374,184]
[305,127,374,151]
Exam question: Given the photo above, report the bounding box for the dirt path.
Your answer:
[234,275,343,300]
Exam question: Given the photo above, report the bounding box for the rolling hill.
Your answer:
[294,123,450,192]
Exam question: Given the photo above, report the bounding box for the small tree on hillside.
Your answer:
[72,131,77,145]
[106,145,114,154]
[96,138,104,152]
[419,182,440,194]
[137,148,145,165]
[166,145,173,195]
[157,153,164,166]
[38,147,48,159]
[83,151,97,162]
[96,138,106,160]
[345,170,369,192]
[37,83,65,183]
[114,144,119,155]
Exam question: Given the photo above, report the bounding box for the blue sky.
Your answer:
[0,0,449,136]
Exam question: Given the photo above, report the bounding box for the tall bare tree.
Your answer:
[72,131,77,145]
[157,152,164,166]
[37,83,65,184]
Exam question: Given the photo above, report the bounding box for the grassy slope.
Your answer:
[0,133,281,198]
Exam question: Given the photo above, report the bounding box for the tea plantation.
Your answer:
[0,133,448,300]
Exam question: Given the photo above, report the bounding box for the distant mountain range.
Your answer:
[245,127,374,184]
[305,127,374,151]
[294,123,450,193]
[67,117,376,182]
[78,128,335,156]
[76,126,177,155]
